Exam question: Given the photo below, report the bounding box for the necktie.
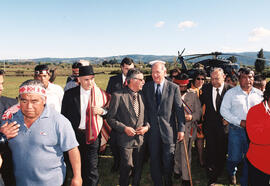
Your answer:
[216,88,221,111]
[156,84,161,107]
[133,92,139,118]
[123,79,128,86]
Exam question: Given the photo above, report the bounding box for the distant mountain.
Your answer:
[1,52,270,66]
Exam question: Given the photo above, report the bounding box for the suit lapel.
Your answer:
[119,74,124,89]
[122,88,137,121]
[159,79,168,110]
[221,83,228,98]
[149,81,157,109]
[75,87,81,116]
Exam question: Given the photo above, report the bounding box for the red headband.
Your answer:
[19,85,46,96]
[173,79,189,85]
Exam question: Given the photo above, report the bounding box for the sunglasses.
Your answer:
[196,78,205,81]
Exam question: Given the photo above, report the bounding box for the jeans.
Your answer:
[227,124,249,186]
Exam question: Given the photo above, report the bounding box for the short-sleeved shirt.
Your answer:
[5,105,78,186]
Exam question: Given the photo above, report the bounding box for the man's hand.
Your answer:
[124,127,136,136]
[222,118,229,126]
[177,132,184,142]
[0,121,20,139]
[0,155,2,168]
[136,126,149,135]
[70,176,82,186]
[240,120,246,128]
[185,114,192,122]
[99,144,106,153]
[68,147,82,186]
[92,107,104,115]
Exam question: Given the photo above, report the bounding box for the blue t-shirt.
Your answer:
[4,105,79,186]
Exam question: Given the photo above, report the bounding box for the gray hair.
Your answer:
[151,61,167,71]
[126,68,143,84]
[210,68,224,76]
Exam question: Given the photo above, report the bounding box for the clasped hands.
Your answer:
[92,106,105,115]
[124,126,149,136]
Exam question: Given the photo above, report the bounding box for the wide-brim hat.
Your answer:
[79,65,95,77]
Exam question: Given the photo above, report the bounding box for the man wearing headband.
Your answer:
[173,73,202,186]
[1,79,82,186]
[62,65,110,186]
[220,68,263,186]
[34,64,64,113]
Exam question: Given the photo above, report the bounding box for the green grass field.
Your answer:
[2,74,242,186]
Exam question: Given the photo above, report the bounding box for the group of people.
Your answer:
[0,57,269,186]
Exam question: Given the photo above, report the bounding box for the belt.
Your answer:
[77,129,86,133]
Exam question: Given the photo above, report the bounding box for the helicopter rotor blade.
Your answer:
[180,48,185,56]
[221,53,270,62]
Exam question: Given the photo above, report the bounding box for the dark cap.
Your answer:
[79,65,95,77]
[34,64,49,75]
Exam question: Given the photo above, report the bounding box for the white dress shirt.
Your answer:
[212,83,225,111]
[122,74,126,84]
[46,82,64,113]
[78,86,91,129]
[154,79,165,94]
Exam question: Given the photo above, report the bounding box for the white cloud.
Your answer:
[178,21,196,30]
[155,21,165,28]
[248,27,270,42]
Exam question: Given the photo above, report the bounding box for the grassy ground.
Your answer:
[98,146,242,186]
[2,74,242,186]
[2,74,111,98]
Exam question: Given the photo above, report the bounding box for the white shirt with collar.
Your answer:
[79,86,91,129]
[212,82,225,111]
[46,82,64,113]
[154,79,165,94]
[122,74,126,85]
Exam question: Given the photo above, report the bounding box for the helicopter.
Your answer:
[177,49,270,77]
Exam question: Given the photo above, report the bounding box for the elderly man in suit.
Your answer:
[200,68,232,186]
[106,57,135,172]
[62,65,110,186]
[143,61,185,186]
[107,68,149,186]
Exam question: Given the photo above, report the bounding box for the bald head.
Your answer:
[151,62,167,84]
[210,68,225,88]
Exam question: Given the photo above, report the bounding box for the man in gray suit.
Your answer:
[143,61,185,186]
[107,68,150,186]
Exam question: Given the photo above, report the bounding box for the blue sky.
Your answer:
[1,0,270,59]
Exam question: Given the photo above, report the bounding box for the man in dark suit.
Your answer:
[143,61,185,186]
[107,68,149,186]
[106,57,135,172]
[0,70,17,186]
[62,65,110,186]
[200,68,232,185]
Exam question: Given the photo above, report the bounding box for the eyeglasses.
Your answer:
[133,78,145,82]
[196,78,205,81]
